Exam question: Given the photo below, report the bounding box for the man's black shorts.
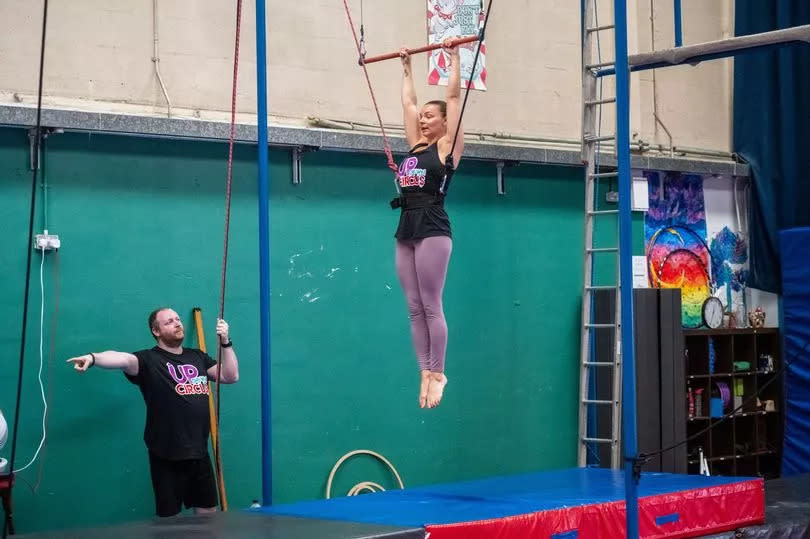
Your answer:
[148,452,218,517]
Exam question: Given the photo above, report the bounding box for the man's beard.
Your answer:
[160,329,185,348]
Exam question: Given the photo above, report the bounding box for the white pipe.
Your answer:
[629,25,810,69]
[734,176,750,237]
[308,117,590,147]
[733,177,742,232]
[650,0,675,157]
[152,0,172,118]
[307,116,737,160]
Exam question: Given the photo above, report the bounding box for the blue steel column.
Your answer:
[674,0,683,47]
[614,0,640,537]
[255,0,272,506]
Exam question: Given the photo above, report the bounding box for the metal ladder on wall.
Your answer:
[577,0,622,469]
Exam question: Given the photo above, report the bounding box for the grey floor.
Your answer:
[12,512,424,539]
[701,473,810,538]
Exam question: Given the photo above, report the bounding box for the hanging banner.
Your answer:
[644,171,710,328]
[427,0,487,90]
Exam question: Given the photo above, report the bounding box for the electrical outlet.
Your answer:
[34,231,60,251]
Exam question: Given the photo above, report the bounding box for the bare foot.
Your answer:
[426,373,447,408]
[419,371,431,408]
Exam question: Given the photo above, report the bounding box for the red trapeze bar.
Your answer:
[360,35,480,65]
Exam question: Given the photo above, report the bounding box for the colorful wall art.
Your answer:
[710,226,749,323]
[645,172,710,327]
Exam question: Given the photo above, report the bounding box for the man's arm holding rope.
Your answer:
[209,319,239,384]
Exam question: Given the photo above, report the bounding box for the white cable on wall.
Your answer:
[14,247,49,473]
[152,0,173,118]
[650,0,675,156]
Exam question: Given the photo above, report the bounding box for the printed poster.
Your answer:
[427,0,487,90]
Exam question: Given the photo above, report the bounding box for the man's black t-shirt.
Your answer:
[125,346,216,460]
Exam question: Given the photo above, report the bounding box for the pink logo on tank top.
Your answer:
[398,156,426,188]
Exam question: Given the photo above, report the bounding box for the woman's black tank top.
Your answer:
[394,142,452,241]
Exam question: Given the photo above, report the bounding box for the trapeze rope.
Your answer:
[341,0,400,185]
[7,3,49,537]
[446,0,494,165]
[438,0,494,195]
[213,0,244,512]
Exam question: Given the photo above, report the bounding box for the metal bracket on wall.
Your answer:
[496,160,519,195]
[291,145,318,185]
[27,127,63,170]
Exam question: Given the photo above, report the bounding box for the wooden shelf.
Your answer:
[688,450,777,465]
[687,370,775,379]
[687,410,778,422]
[684,327,783,478]
[683,327,779,336]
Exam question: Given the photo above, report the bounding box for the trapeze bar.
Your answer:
[595,24,810,77]
[360,34,480,65]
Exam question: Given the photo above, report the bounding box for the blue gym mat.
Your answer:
[258,467,755,527]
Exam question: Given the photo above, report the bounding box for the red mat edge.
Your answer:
[425,478,765,539]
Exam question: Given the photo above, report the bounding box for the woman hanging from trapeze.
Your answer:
[393,39,463,409]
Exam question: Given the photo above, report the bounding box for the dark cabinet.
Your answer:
[591,288,686,473]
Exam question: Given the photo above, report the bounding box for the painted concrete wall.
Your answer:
[0,0,734,152]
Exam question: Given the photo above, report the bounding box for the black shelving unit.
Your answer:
[683,328,782,478]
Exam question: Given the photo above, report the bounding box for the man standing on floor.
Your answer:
[67,307,239,517]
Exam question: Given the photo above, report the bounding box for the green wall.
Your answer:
[0,127,585,533]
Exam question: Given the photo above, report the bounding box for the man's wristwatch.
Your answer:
[220,340,233,348]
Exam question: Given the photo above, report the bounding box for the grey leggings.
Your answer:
[395,236,452,372]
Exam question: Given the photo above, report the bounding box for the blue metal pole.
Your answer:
[580,0,586,45]
[674,0,683,47]
[614,0,640,537]
[255,0,272,506]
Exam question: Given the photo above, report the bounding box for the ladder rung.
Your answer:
[585,323,617,329]
[587,210,619,216]
[582,437,614,444]
[586,24,615,33]
[587,247,618,253]
[583,399,615,405]
[585,97,616,106]
[583,134,615,143]
[589,171,619,178]
[583,361,615,367]
[585,60,615,70]
[585,285,618,290]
